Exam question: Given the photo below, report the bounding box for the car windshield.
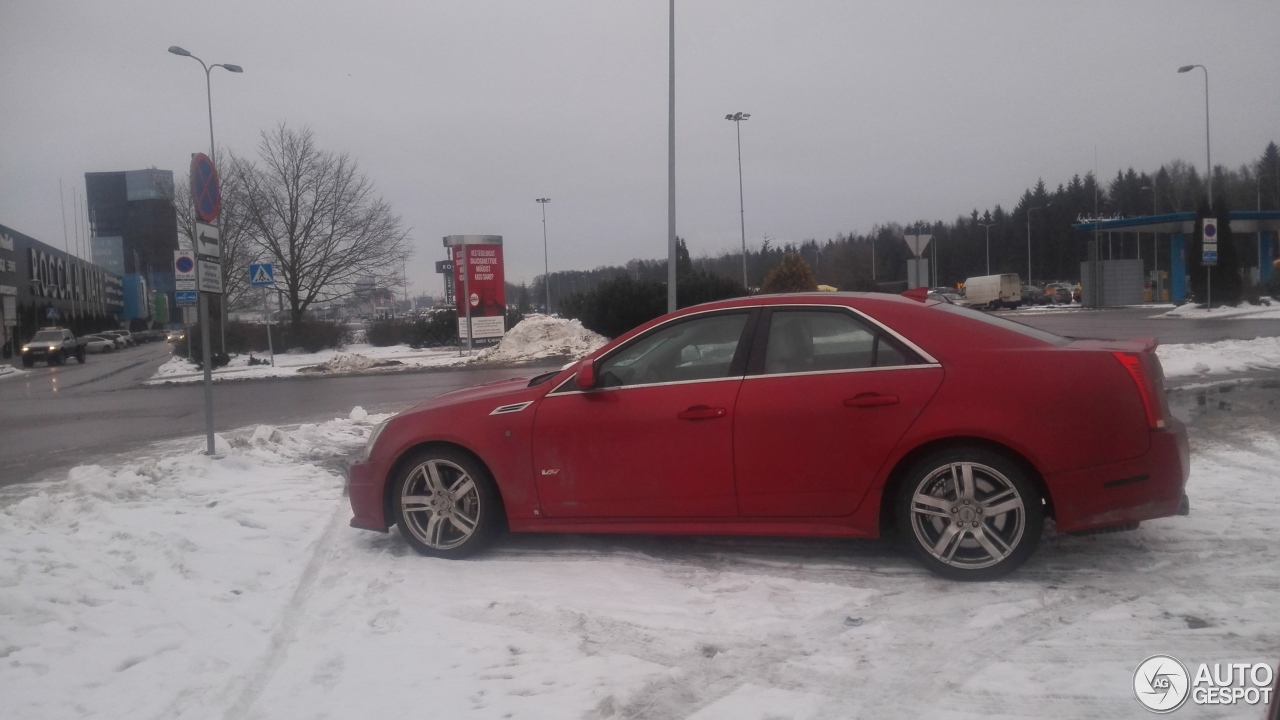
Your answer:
[930,302,1070,346]
[31,331,64,342]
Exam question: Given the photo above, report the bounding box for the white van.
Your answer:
[963,273,1022,310]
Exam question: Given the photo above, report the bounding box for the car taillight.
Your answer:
[1112,351,1167,429]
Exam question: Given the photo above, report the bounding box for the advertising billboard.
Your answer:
[444,235,505,341]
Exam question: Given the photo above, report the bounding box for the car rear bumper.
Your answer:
[1046,417,1190,533]
[348,457,391,532]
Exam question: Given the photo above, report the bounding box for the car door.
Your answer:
[531,310,755,518]
[733,306,944,517]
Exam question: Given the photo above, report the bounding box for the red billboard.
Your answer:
[446,236,505,340]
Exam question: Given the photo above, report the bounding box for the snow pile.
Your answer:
[148,343,469,384]
[303,353,380,373]
[1159,301,1280,320]
[0,364,24,381]
[477,314,608,363]
[1157,335,1280,377]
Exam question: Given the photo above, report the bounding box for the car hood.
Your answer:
[408,375,546,414]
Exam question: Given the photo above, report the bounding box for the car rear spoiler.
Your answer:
[901,287,929,303]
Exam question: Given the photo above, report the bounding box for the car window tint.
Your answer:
[763,310,912,374]
[597,312,749,388]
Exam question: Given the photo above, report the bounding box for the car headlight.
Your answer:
[48,345,58,351]
[361,420,389,462]
[21,346,29,352]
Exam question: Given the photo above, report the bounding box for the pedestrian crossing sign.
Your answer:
[249,263,275,287]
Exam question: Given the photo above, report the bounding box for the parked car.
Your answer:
[20,327,87,366]
[83,335,118,353]
[963,273,1022,310]
[101,330,135,347]
[1042,283,1074,305]
[1020,284,1048,306]
[348,292,1189,580]
[167,329,187,344]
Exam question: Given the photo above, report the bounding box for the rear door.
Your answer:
[733,306,944,517]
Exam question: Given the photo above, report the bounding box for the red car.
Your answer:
[348,292,1189,580]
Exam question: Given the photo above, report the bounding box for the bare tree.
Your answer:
[232,124,411,327]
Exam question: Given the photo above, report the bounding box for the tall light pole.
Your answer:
[536,198,551,313]
[978,221,997,275]
[1027,203,1050,285]
[169,46,242,357]
[1178,64,1212,203]
[169,45,241,456]
[725,112,750,288]
[666,0,677,313]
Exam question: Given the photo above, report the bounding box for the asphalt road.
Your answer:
[1,304,1276,488]
[0,342,562,487]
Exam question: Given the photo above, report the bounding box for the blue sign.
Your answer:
[249,263,275,287]
[1202,251,1218,264]
[175,290,198,307]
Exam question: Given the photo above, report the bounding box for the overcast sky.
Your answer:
[3,1,1278,296]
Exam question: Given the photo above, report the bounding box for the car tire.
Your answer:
[76,347,86,363]
[391,447,503,559]
[21,356,33,368]
[896,446,1044,581]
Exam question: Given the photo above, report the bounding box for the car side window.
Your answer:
[762,309,913,374]
[596,312,749,389]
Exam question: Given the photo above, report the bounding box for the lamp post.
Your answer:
[1027,203,1050,285]
[169,46,242,357]
[978,221,997,275]
[536,198,551,313]
[1177,64,1212,203]
[169,45,241,457]
[725,112,750,288]
[666,0,676,313]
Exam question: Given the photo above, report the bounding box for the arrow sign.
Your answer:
[195,222,220,260]
[249,263,275,287]
[190,153,221,223]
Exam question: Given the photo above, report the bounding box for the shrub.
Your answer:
[184,319,347,358]
[560,276,666,339]
[761,253,818,293]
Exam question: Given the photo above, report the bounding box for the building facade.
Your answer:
[85,169,179,323]
[1,223,123,354]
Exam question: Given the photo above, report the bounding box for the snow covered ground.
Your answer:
[1159,301,1280,320]
[2,397,1278,719]
[0,364,25,381]
[147,316,607,385]
[1158,336,1280,378]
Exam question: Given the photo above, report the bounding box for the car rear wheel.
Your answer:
[897,447,1043,580]
[392,448,502,559]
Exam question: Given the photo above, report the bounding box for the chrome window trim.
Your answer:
[757,303,939,368]
[546,374,745,397]
[743,363,941,381]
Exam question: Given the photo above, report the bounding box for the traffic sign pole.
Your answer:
[263,287,275,367]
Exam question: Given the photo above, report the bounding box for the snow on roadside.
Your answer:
[147,316,605,384]
[1158,301,1280,320]
[475,314,607,363]
[1157,335,1280,377]
[0,364,25,381]
[2,406,1279,717]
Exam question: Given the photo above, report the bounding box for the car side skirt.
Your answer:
[506,518,878,539]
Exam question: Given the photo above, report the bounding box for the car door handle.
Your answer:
[844,393,899,408]
[677,406,727,420]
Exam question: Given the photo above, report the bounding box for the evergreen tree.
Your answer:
[761,253,818,293]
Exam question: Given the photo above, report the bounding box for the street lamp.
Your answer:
[536,198,551,313]
[1177,64,1212,202]
[169,45,242,357]
[1027,203,1050,285]
[725,112,750,288]
[168,45,241,457]
[977,221,997,275]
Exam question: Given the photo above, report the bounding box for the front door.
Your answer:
[532,311,754,518]
[734,307,944,517]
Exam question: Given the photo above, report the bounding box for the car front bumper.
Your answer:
[1046,417,1191,533]
[348,457,391,532]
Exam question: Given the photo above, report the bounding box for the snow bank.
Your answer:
[475,314,607,363]
[1158,300,1280,320]
[0,364,25,381]
[1158,335,1280,377]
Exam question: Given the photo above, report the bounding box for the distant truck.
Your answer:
[20,327,87,367]
[963,273,1022,310]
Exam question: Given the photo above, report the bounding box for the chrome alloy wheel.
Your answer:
[909,461,1027,570]
[399,459,482,550]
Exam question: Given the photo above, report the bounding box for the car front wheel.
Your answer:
[391,448,502,559]
[897,447,1043,580]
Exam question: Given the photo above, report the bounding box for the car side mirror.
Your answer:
[576,358,597,390]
